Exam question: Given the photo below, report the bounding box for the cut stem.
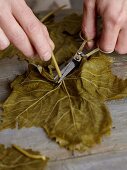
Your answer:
[13,145,47,161]
[51,53,62,78]
[86,48,99,58]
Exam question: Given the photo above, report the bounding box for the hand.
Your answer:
[0,0,54,61]
[82,0,127,54]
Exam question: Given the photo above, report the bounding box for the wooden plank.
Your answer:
[0,52,127,169]
[47,150,127,170]
[0,55,127,170]
[0,101,127,161]
[0,57,27,102]
[27,0,71,12]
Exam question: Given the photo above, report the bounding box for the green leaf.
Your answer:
[2,53,127,151]
[0,145,48,170]
[1,11,127,151]
[77,53,127,101]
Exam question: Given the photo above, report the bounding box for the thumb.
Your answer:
[82,0,96,48]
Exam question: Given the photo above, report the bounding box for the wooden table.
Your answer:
[0,53,127,170]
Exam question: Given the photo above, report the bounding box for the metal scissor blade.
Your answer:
[54,58,72,81]
[57,59,80,83]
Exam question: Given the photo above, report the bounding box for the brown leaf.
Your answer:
[1,12,127,151]
[0,145,48,170]
[1,54,127,150]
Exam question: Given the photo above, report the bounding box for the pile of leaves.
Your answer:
[0,11,127,169]
[1,52,127,151]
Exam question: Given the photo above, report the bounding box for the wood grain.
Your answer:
[0,55,127,170]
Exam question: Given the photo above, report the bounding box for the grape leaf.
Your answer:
[0,145,48,170]
[78,53,127,101]
[1,53,127,151]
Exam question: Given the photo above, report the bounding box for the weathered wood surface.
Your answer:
[26,0,71,12]
[0,54,127,170]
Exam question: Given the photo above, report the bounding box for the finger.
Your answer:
[82,0,96,48]
[98,20,120,53]
[49,39,55,50]
[0,27,10,50]
[12,0,53,61]
[42,26,55,50]
[115,28,127,54]
[0,12,34,57]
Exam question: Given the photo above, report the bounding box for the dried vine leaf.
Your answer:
[0,45,18,59]
[1,53,127,150]
[78,53,127,101]
[0,10,127,151]
[0,145,48,170]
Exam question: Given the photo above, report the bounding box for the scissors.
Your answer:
[54,34,112,83]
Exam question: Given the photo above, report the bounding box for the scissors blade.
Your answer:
[57,58,81,83]
[54,45,99,83]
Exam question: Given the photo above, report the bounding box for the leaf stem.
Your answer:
[51,53,62,78]
[13,145,47,161]
[86,48,100,58]
[41,5,66,23]
[40,5,66,78]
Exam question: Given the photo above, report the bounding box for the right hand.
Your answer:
[0,0,54,61]
[82,0,127,54]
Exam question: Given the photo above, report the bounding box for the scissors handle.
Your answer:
[54,38,99,83]
[79,31,113,54]
[77,40,87,53]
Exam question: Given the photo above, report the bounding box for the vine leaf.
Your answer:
[1,53,127,151]
[0,145,48,170]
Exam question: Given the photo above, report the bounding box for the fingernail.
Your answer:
[43,51,51,61]
[87,40,95,49]
[84,41,95,50]
[97,43,114,54]
[26,50,35,58]
[0,40,10,50]
[50,40,55,50]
